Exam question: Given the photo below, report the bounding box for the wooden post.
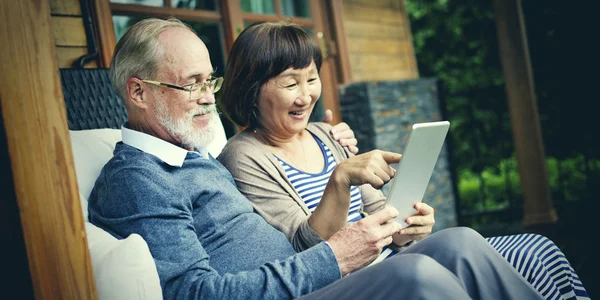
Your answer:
[221,0,244,52]
[311,0,342,124]
[0,1,98,299]
[93,0,117,67]
[492,0,558,226]
[328,0,353,84]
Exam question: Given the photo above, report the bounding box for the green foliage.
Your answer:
[405,0,598,222]
[405,0,513,181]
[458,155,597,213]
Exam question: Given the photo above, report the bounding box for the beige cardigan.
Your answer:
[217,122,386,252]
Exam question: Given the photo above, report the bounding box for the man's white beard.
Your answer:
[154,100,219,150]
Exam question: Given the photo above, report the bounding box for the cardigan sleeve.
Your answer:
[217,133,325,252]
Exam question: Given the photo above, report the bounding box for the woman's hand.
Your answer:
[392,202,435,246]
[331,150,402,189]
[321,109,359,154]
[312,150,400,240]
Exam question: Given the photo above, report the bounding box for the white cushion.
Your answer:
[86,223,162,300]
[70,129,122,222]
[70,129,162,300]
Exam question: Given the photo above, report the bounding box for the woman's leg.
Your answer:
[298,254,472,300]
[486,234,590,300]
[399,227,544,300]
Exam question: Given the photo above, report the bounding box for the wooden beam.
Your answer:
[273,0,282,17]
[242,12,313,27]
[329,0,353,84]
[93,0,116,68]
[492,0,557,226]
[49,0,82,16]
[311,0,341,124]
[110,3,222,22]
[221,0,244,52]
[0,1,98,299]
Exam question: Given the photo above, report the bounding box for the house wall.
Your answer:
[342,0,418,82]
[50,0,96,68]
[49,0,417,78]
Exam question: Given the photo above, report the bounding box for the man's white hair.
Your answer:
[109,18,193,102]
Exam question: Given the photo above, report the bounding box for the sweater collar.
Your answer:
[121,124,208,167]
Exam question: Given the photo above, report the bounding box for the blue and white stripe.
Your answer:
[276,135,397,264]
[275,137,363,222]
[486,234,589,300]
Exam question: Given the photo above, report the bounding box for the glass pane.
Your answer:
[280,0,311,18]
[184,21,226,79]
[111,17,226,71]
[241,0,275,15]
[113,15,146,42]
[110,0,163,7]
[172,0,217,11]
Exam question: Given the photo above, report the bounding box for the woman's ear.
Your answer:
[125,78,148,109]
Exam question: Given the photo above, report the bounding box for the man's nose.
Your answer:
[196,91,215,105]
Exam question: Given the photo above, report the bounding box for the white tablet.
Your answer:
[385,121,450,228]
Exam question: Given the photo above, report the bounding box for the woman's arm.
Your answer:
[312,150,402,239]
[217,133,325,251]
[308,167,353,240]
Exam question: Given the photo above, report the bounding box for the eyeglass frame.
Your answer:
[141,76,223,100]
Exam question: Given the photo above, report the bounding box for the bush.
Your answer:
[457,155,597,215]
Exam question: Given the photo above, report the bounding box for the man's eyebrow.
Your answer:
[185,69,217,80]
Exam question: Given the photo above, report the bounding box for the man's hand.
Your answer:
[321,109,359,154]
[327,206,402,275]
[392,202,435,246]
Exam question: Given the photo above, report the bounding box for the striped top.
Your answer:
[275,134,397,265]
[274,134,363,222]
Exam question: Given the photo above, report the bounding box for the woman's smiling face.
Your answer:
[257,60,322,138]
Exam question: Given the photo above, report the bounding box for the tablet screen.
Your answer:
[385,121,450,228]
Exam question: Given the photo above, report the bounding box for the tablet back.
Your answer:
[385,121,450,228]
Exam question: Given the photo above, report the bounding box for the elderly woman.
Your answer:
[217,21,588,300]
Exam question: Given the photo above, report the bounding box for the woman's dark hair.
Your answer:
[219,21,323,129]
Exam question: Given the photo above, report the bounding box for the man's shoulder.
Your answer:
[102,142,165,178]
[91,143,178,207]
[308,122,333,132]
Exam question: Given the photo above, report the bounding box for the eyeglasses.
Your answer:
[141,77,223,100]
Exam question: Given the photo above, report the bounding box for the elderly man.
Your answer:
[89,18,543,300]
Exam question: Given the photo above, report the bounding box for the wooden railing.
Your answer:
[0,0,98,299]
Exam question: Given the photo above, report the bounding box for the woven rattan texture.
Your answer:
[60,68,127,130]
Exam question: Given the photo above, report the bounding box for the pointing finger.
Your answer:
[380,151,402,164]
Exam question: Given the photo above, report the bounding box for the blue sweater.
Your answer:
[88,142,340,299]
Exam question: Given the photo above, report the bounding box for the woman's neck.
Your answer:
[253,127,306,150]
[253,126,325,173]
